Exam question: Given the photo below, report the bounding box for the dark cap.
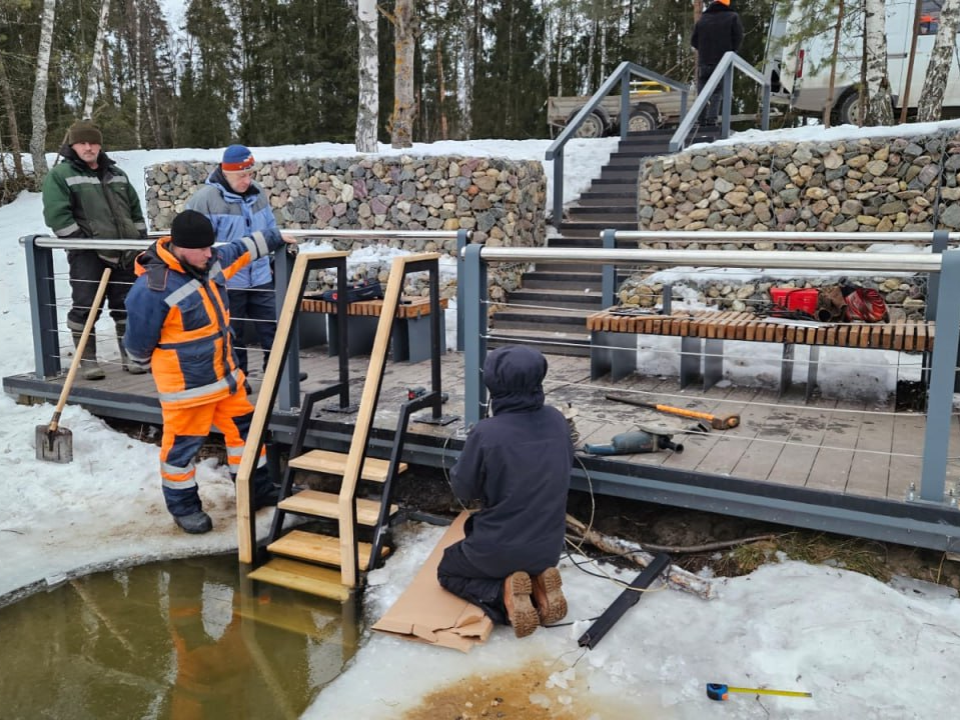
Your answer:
[170,210,215,249]
[68,120,103,146]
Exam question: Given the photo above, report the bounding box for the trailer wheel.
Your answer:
[573,110,606,138]
[838,92,861,126]
[628,108,658,133]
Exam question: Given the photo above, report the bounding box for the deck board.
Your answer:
[9,341,960,509]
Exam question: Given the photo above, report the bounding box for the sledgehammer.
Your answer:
[605,394,740,430]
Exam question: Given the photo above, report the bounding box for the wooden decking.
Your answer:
[5,343,960,548]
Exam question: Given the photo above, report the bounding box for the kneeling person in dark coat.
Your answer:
[437,345,574,638]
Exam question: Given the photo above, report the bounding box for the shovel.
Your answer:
[36,267,111,463]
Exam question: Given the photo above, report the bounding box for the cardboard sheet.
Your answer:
[372,511,494,652]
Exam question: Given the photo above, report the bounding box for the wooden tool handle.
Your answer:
[50,268,112,421]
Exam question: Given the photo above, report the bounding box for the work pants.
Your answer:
[65,249,137,331]
[437,542,508,625]
[228,283,277,376]
[159,388,268,517]
[697,64,722,126]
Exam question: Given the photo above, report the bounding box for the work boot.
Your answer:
[531,567,567,626]
[502,572,538,639]
[72,331,105,380]
[174,511,213,534]
[117,337,146,375]
[253,482,280,511]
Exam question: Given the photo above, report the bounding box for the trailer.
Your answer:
[765,0,960,124]
[546,81,688,137]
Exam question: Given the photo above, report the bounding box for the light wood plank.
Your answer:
[288,449,407,482]
[279,489,397,524]
[804,398,866,492]
[247,557,351,601]
[268,529,387,566]
[844,404,895,499]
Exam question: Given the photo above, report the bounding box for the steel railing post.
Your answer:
[23,235,60,379]
[919,249,960,502]
[456,229,468,351]
[463,244,487,427]
[602,229,617,307]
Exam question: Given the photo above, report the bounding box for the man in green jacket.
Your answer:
[42,120,148,379]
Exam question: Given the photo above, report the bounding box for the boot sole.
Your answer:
[504,572,539,638]
[534,567,568,625]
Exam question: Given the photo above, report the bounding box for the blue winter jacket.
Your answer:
[185,168,277,290]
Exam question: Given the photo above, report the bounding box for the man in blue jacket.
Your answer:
[437,346,574,638]
[186,145,282,379]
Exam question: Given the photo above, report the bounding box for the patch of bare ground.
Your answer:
[394,467,960,592]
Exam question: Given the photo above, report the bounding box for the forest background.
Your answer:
[0,1,774,169]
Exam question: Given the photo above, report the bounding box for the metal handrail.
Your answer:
[468,246,943,273]
[669,51,770,151]
[545,61,690,223]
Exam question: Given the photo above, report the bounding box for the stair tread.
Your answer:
[248,557,351,601]
[288,449,407,482]
[279,488,397,525]
[268,529,387,567]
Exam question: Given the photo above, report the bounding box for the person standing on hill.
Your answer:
[122,210,297,534]
[41,120,149,380]
[691,0,744,126]
[437,345,574,638]
[185,145,282,380]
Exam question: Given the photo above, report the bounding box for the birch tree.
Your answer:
[862,0,894,125]
[390,0,418,148]
[30,0,57,178]
[81,0,112,120]
[917,0,960,121]
[355,0,378,152]
[459,1,479,137]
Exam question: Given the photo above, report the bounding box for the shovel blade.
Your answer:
[36,424,73,463]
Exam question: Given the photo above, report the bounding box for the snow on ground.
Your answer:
[1,128,959,717]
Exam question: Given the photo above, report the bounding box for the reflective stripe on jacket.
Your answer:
[123,230,284,408]
[185,171,276,290]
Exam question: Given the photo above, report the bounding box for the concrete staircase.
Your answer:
[489,127,719,356]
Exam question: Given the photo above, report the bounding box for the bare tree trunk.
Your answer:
[30,0,56,179]
[863,0,894,125]
[390,0,417,149]
[460,2,477,138]
[0,49,25,178]
[434,4,448,141]
[81,0,112,120]
[917,0,960,121]
[133,0,142,147]
[899,0,924,123]
[823,0,845,127]
[356,0,379,152]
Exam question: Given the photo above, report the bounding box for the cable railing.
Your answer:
[460,237,960,510]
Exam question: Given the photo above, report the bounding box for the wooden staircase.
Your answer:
[236,250,449,601]
[489,126,720,356]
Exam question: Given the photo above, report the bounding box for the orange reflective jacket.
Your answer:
[123,230,285,408]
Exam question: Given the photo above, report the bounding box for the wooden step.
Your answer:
[248,557,351,601]
[267,529,388,567]
[279,489,397,525]
[287,449,407,482]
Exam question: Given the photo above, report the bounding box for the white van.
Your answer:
[765,0,958,124]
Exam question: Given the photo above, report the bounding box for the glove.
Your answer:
[120,249,142,269]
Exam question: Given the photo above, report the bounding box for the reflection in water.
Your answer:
[0,555,358,720]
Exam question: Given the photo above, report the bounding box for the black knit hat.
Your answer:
[170,210,215,249]
[67,120,103,146]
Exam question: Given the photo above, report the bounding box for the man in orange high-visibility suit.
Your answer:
[123,210,298,534]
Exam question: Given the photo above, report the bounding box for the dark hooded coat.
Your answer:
[438,346,573,622]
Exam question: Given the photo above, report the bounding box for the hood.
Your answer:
[135,237,207,279]
[484,345,547,415]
